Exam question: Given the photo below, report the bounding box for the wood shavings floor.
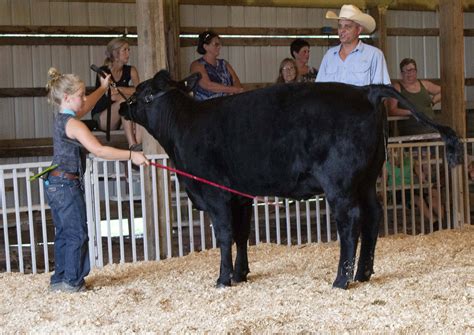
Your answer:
[0,225,472,333]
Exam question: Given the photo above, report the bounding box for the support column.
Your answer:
[439,0,466,137]
[136,0,170,260]
[369,5,388,57]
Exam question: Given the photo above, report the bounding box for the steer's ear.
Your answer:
[152,70,172,91]
[177,72,201,93]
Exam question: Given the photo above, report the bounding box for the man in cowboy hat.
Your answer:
[316,4,390,86]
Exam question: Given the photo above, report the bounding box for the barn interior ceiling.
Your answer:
[59,0,474,11]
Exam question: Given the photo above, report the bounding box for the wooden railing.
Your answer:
[0,130,129,158]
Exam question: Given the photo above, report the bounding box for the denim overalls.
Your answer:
[45,110,89,288]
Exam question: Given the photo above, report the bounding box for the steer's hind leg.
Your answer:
[208,205,234,288]
[231,202,252,284]
[355,184,381,282]
[330,196,361,289]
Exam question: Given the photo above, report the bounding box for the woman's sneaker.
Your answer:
[49,282,64,292]
[49,282,86,293]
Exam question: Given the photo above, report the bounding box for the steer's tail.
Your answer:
[367,85,463,167]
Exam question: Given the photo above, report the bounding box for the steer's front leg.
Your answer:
[208,207,233,288]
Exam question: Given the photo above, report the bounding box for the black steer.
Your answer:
[120,70,462,289]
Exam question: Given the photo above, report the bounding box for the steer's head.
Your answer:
[119,70,201,130]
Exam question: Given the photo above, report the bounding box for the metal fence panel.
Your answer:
[0,139,472,274]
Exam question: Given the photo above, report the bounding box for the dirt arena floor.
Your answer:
[0,225,472,333]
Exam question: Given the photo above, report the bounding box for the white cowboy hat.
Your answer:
[326,4,376,34]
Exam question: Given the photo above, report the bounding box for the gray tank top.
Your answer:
[51,112,82,174]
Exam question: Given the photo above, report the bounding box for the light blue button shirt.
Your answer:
[316,41,391,86]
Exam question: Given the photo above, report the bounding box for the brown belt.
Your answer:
[49,170,79,180]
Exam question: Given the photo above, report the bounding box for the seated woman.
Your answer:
[388,58,441,136]
[190,30,244,101]
[290,38,318,83]
[91,37,142,150]
[276,58,298,84]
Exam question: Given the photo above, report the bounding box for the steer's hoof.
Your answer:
[332,277,350,290]
[354,270,373,282]
[215,279,231,289]
[231,271,249,284]
[231,276,247,285]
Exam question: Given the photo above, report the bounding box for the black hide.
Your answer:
[120,70,462,289]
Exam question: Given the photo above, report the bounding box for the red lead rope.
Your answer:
[149,161,258,201]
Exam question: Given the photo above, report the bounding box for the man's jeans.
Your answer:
[45,176,89,287]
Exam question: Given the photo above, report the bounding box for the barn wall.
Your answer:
[0,1,473,142]
[179,5,332,83]
[0,0,138,142]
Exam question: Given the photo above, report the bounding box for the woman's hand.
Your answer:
[232,86,244,94]
[99,74,112,90]
[131,151,150,167]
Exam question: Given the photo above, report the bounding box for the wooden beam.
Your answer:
[0,133,128,158]
[439,0,466,136]
[180,27,338,35]
[180,37,336,47]
[0,37,132,46]
[2,78,474,99]
[387,27,439,36]
[165,0,181,79]
[1,26,474,47]
[2,25,474,38]
[0,25,137,34]
[49,0,134,2]
[178,0,474,11]
[0,87,98,98]
[44,0,474,11]
[136,0,170,260]
[369,5,388,56]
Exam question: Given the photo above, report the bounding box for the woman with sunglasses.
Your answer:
[190,30,244,101]
[388,58,441,135]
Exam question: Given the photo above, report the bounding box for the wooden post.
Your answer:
[439,0,466,137]
[369,5,388,56]
[165,0,181,79]
[439,0,466,228]
[136,0,170,260]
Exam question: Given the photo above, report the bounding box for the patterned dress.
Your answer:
[193,58,233,101]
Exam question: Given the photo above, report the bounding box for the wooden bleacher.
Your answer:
[0,130,129,159]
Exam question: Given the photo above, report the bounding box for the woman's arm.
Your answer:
[65,118,149,165]
[422,80,441,105]
[130,65,140,87]
[226,62,243,90]
[76,74,111,119]
[190,60,243,94]
[387,82,411,116]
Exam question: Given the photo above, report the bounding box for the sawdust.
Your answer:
[0,226,472,333]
